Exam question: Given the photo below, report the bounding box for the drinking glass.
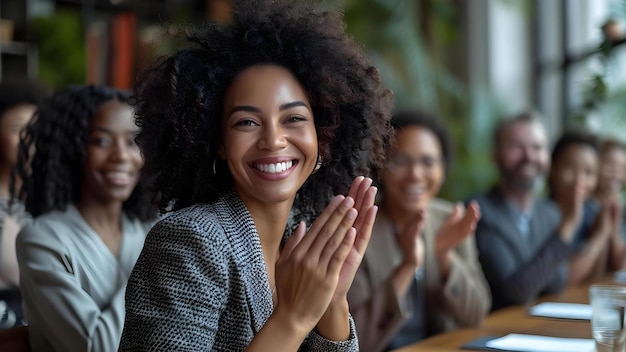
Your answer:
[590,284,626,352]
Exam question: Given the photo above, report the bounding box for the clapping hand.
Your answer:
[606,196,623,238]
[273,176,377,333]
[395,209,426,268]
[558,182,586,242]
[332,176,378,301]
[435,201,480,255]
[592,201,613,240]
[434,201,480,277]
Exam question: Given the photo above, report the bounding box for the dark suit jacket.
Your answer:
[348,198,491,352]
[471,188,571,311]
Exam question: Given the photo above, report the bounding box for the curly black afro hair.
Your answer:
[135,0,393,221]
[16,85,154,220]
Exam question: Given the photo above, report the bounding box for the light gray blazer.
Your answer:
[119,190,359,351]
[16,204,151,352]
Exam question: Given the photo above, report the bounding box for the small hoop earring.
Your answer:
[212,158,218,175]
[312,155,322,174]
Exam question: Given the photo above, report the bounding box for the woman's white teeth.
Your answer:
[105,171,130,179]
[406,186,425,195]
[257,161,293,173]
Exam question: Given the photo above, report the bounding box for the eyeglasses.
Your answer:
[386,155,442,174]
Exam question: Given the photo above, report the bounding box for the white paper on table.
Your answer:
[528,302,592,320]
[485,333,595,352]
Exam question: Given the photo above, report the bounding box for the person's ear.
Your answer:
[217,143,225,159]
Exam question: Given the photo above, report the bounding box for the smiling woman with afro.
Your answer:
[120,0,393,350]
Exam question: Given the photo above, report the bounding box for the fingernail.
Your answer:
[343,196,355,208]
[333,195,345,205]
[347,209,357,219]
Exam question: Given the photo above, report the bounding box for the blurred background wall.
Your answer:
[1,0,625,201]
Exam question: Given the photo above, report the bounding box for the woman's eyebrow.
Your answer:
[228,105,261,116]
[227,101,310,116]
[91,127,113,134]
[280,101,309,111]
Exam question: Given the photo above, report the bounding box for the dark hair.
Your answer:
[551,129,600,163]
[16,85,154,220]
[134,0,393,220]
[0,80,47,119]
[493,110,544,149]
[548,130,600,198]
[390,109,453,173]
[599,138,626,156]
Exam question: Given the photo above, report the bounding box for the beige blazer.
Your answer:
[348,198,491,352]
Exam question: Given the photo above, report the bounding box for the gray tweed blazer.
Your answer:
[119,190,358,351]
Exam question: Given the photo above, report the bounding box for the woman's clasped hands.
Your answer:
[274,176,378,336]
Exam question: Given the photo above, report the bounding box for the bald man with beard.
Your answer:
[469,112,579,311]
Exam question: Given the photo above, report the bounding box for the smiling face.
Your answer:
[381,126,445,214]
[549,143,598,202]
[495,120,550,192]
[80,100,142,206]
[597,145,626,198]
[220,64,318,209]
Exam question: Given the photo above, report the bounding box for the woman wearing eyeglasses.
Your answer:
[348,110,491,352]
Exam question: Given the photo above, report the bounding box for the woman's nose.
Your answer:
[258,123,288,150]
[110,139,130,161]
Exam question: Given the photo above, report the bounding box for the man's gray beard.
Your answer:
[508,174,546,195]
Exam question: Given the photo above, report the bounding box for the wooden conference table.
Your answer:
[392,279,603,352]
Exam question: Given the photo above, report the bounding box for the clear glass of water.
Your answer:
[590,284,626,352]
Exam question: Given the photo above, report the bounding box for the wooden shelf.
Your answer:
[0,41,29,55]
[0,0,37,80]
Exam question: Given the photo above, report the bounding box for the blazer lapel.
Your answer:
[216,192,274,334]
[366,213,403,289]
